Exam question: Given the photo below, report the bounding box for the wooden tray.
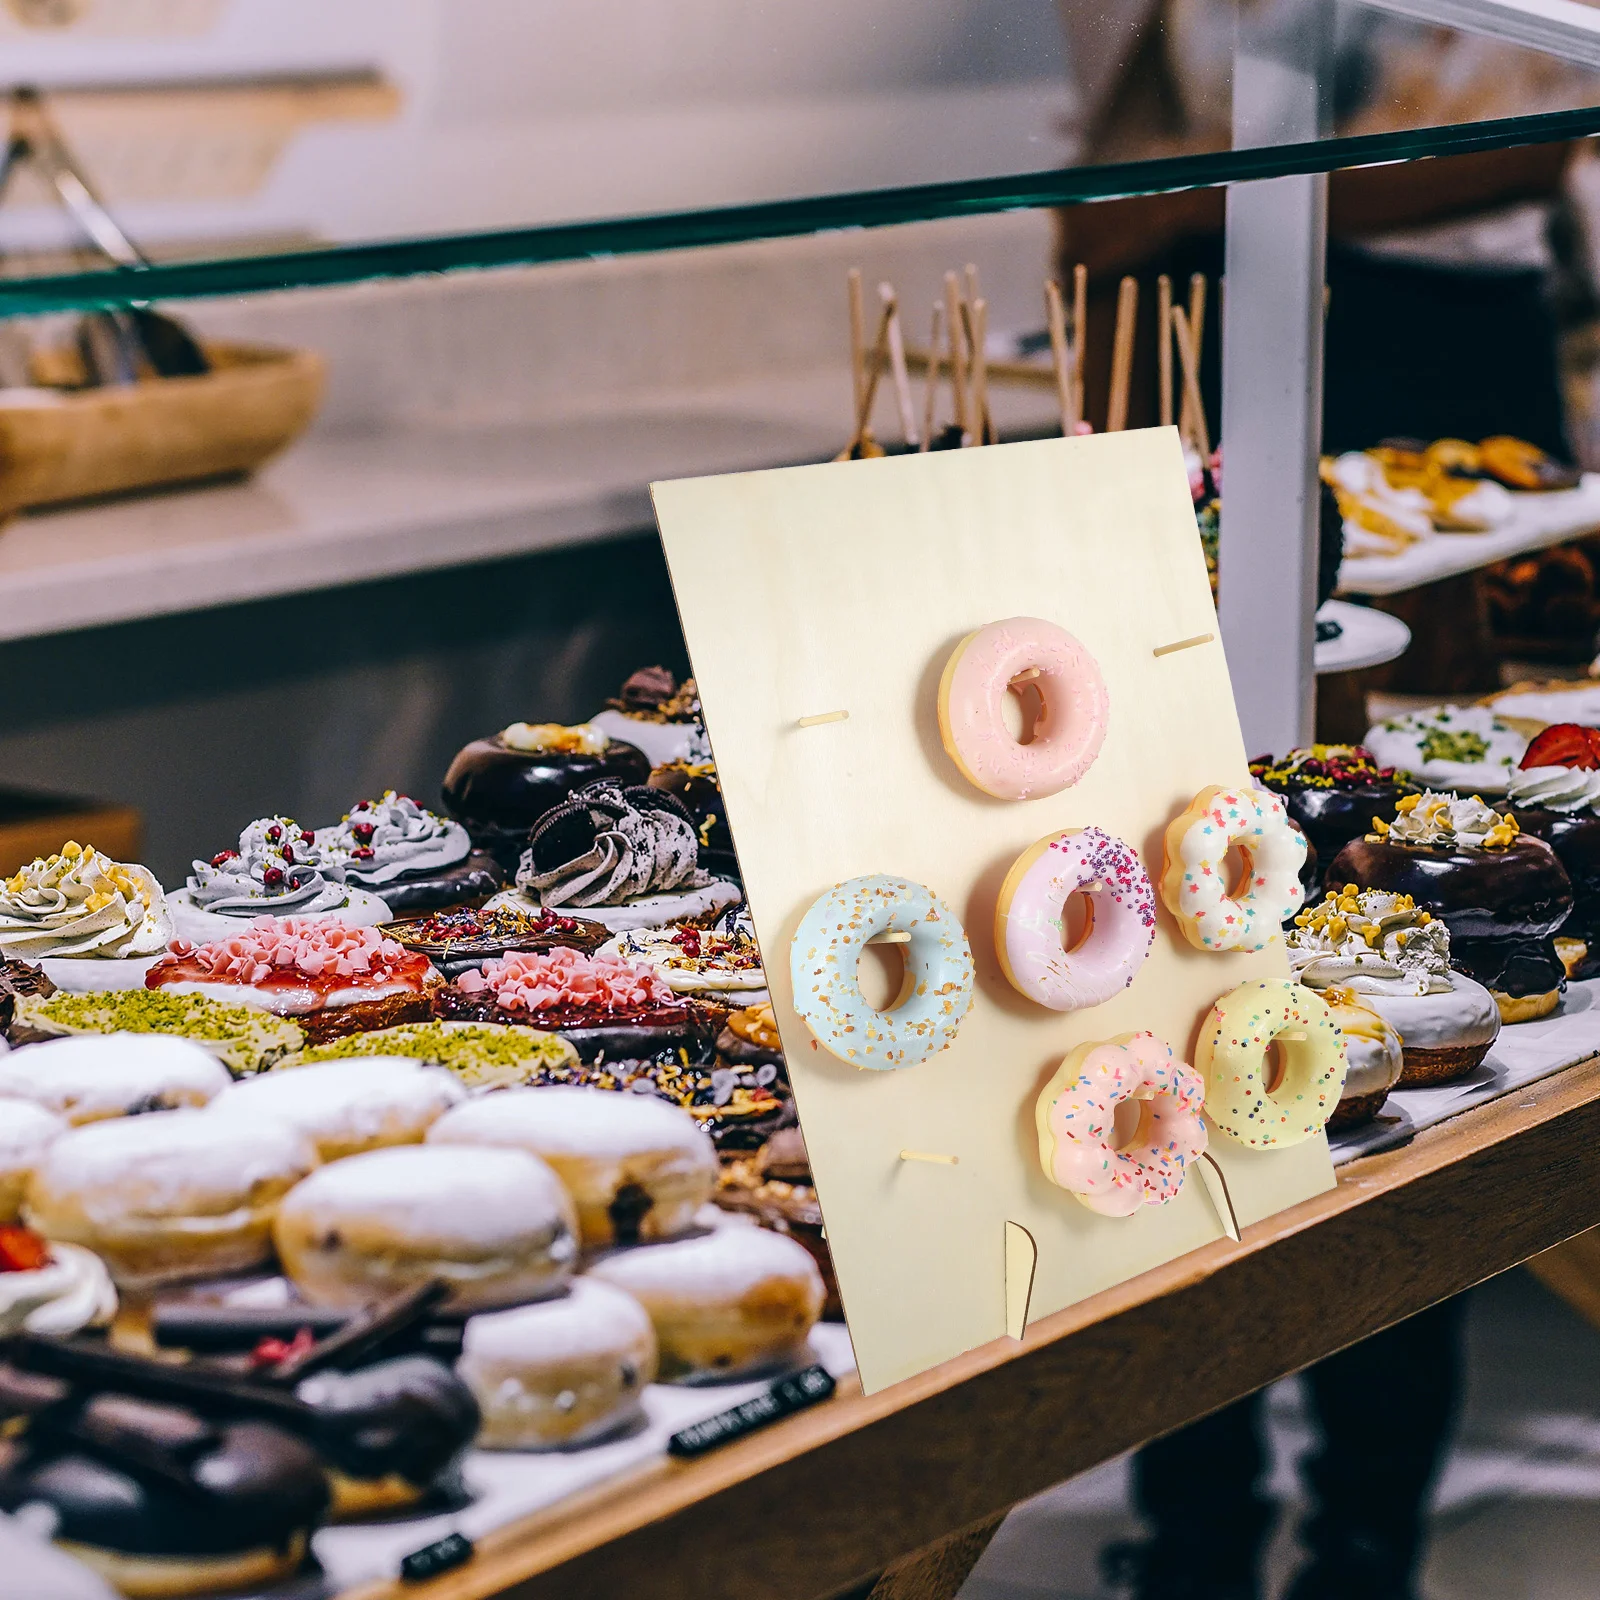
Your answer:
[0,341,323,518]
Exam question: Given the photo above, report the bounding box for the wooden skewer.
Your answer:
[920,302,943,452]
[797,710,850,728]
[847,268,866,424]
[836,298,893,459]
[868,931,912,945]
[1153,632,1215,658]
[1170,304,1212,462]
[1180,273,1207,450]
[1011,667,1041,683]
[1157,274,1174,429]
[1072,263,1087,428]
[970,297,994,446]
[1044,279,1073,438]
[943,270,971,443]
[881,282,919,448]
[1106,275,1138,433]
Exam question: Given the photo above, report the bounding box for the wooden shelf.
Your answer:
[343,1057,1600,1600]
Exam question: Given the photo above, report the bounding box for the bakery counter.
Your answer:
[335,1056,1600,1600]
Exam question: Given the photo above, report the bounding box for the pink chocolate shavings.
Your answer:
[456,946,674,1015]
[159,916,411,984]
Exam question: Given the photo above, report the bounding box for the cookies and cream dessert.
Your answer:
[491,779,741,932]
[1363,706,1526,795]
[145,916,438,1045]
[317,792,502,912]
[0,1228,116,1336]
[1329,792,1573,1022]
[170,816,393,943]
[1289,885,1500,1085]
[295,1018,580,1090]
[0,844,171,983]
[601,911,766,1003]
[590,666,711,768]
[9,989,306,1076]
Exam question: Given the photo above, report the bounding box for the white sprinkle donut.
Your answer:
[937,617,1109,800]
[996,826,1156,1010]
[789,874,974,1069]
[1197,980,1347,1148]
[1160,785,1307,952]
[1034,1031,1207,1217]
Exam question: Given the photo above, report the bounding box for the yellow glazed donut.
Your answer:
[1196,980,1347,1148]
[1160,785,1307,952]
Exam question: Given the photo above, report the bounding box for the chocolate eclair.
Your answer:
[1326,791,1573,1022]
[1251,745,1419,879]
[590,666,709,768]
[441,722,651,870]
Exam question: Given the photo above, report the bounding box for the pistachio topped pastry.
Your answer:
[1371,791,1520,851]
[0,843,171,962]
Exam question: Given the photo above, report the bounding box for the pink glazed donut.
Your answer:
[1034,1031,1207,1218]
[995,826,1156,1010]
[937,618,1109,800]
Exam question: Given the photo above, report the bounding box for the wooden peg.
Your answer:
[1152,632,1215,658]
[900,1150,959,1166]
[868,930,912,945]
[1010,666,1041,683]
[796,710,849,728]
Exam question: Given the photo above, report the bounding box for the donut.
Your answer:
[1161,786,1308,952]
[25,1111,318,1288]
[209,1057,465,1162]
[1196,980,1347,1148]
[0,1098,67,1221]
[1317,987,1403,1129]
[0,1034,231,1126]
[937,617,1109,800]
[588,1224,824,1380]
[1034,1031,1207,1216]
[996,827,1156,1010]
[789,874,974,1069]
[272,1144,578,1313]
[427,1086,717,1249]
[458,1278,658,1448]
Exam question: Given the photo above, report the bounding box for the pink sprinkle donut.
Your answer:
[937,617,1109,800]
[1034,1031,1207,1218]
[995,827,1155,1011]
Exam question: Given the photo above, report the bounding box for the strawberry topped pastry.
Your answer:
[146,916,440,1045]
[434,945,715,1063]
[1507,724,1600,977]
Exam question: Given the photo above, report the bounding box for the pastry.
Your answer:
[458,1278,657,1449]
[600,910,767,1005]
[144,916,439,1046]
[0,1033,230,1125]
[315,791,503,912]
[0,1405,328,1599]
[1488,681,1600,728]
[1478,434,1582,491]
[8,989,305,1077]
[166,817,392,944]
[0,1229,116,1336]
[428,1085,719,1249]
[1507,725,1600,977]
[1288,885,1501,1085]
[589,666,710,768]
[1327,792,1572,1021]
[587,1224,824,1381]
[441,721,652,870]
[647,759,737,879]
[1322,451,1434,556]
[1316,987,1403,1128]
[0,959,54,1031]
[0,844,171,990]
[272,1144,579,1312]
[0,1100,66,1221]
[381,903,609,979]
[294,1018,580,1091]
[1250,745,1420,879]
[209,1057,465,1162]
[716,1001,782,1067]
[26,1111,317,1288]
[1363,706,1527,795]
[433,946,717,1064]
[489,779,741,933]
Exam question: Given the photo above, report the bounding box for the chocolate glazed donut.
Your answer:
[441,737,651,870]
[1326,835,1574,997]
[1282,784,1414,877]
[1513,808,1600,976]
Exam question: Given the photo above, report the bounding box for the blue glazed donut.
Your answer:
[789,874,975,1069]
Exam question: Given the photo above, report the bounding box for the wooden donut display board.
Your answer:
[653,428,1336,1395]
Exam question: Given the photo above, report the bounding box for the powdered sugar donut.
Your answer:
[1034,1031,1207,1217]
[937,618,1109,800]
[0,1033,231,1126]
[1161,785,1307,952]
[789,875,974,1069]
[996,827,1156,1010]
[0,1099,67,1222]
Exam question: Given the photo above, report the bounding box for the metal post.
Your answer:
[1217,0,1333,757]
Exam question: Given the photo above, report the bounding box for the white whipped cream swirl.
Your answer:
[0,845,171,961]
[1506,765,1600,815]
[1288,887,1452,998]
[317,792,470,887]
[0,1241,117,1336]
[1381,791,1517,850]
[186,816,350,917]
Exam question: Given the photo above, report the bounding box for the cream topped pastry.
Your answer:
[499,722,612,756]
[1287,886,1450,997]
[0,843,170,964]
[317,792,470,885]
[1317,987,1404,1129]
[1508,764,1600,813]
[1372,791,1521,851]
[0,1229,116,1337]
[590,666,711,767]
[601,912,766,1000]
[171,816,392,942]
[1364,706,1526,795]
[492,779,741,932]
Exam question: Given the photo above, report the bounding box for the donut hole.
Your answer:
[857,940,913,1014]
[1223,843,1255,900]
[1061,892,1096,953]
[1001,675,1046,746]
[1112,1096,1153,1152]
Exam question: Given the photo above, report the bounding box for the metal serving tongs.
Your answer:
[0,85,209,383]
